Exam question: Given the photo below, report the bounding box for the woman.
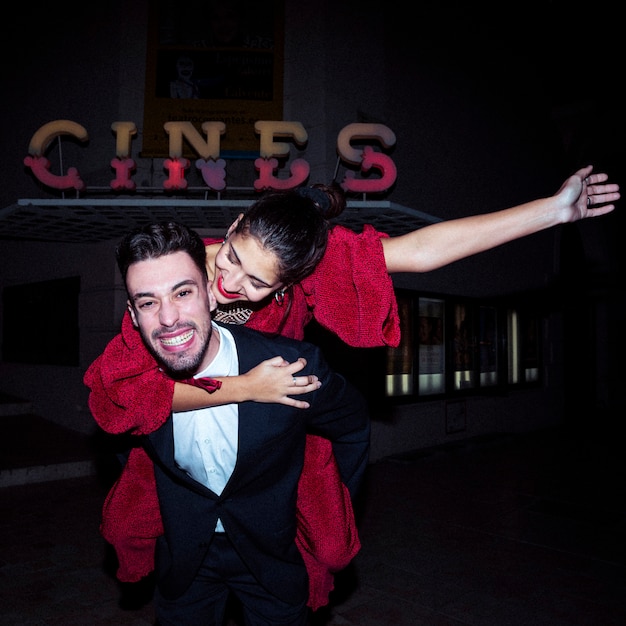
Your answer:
[85,165,619,610]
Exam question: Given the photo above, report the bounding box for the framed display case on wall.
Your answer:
[385,290,542,401]
[479,304,498,387]
[453,301,475,391]
[507,306,541,384]
[142,0,285,157]
[385,293,415,397]
[417,296,445,396]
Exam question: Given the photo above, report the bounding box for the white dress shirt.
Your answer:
[173,323,238,532]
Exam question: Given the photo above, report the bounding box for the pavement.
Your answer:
[1,401,626,625]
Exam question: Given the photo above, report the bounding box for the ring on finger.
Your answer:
[587,196,592,207]
[293,377,297,385]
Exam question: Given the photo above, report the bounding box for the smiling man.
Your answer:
[124,249,216,375]
[111,220,370,625]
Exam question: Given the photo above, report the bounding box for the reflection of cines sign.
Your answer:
[23,120,398,194]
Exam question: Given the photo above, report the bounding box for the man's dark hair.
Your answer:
[116,221,208,285]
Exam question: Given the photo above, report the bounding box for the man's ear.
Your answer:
[207,281,218,312]
[127,301,139,328]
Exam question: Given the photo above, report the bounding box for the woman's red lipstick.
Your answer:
[217,275,240,299]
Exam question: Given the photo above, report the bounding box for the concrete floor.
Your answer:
[1,407,625,625]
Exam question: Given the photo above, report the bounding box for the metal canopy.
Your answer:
[0,197,441,243]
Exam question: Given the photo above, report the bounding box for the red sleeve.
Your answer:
[296,434,361,610]
[83,311,174,434]
[84,236,222,435]
[300,225,401,348]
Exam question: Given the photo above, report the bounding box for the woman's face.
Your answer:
[211,231,283,304]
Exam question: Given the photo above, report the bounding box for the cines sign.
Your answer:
[23,120,397,194]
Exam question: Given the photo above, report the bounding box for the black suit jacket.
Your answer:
[142,322,370,602]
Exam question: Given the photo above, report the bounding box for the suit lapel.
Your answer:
[147,417,218,498]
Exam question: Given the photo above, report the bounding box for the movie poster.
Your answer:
[418,297,444,375]
[142,0,284,157]
[418,297,445,395]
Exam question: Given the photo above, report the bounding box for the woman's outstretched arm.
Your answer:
[382,165,619,274]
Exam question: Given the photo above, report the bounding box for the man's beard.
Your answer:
[142,323,210,379]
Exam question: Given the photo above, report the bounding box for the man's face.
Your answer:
[126,251,217,375]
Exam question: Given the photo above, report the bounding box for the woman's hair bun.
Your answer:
[296,183,346,220]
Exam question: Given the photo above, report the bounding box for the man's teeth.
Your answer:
[161,330,193,346]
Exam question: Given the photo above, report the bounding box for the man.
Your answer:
[113,221,370,625]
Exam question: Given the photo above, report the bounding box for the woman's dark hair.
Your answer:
[234,183,346,286]
[116,221,208,286]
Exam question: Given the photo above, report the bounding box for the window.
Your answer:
[479,305,498,387]
[385,290,542,399]
[385,294,415,396]
[417,297,445,395]
[453,301,475,391]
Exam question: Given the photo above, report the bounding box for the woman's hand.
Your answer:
[241,356,321,408]
[557,165,620,223]
[383,164,620,275]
